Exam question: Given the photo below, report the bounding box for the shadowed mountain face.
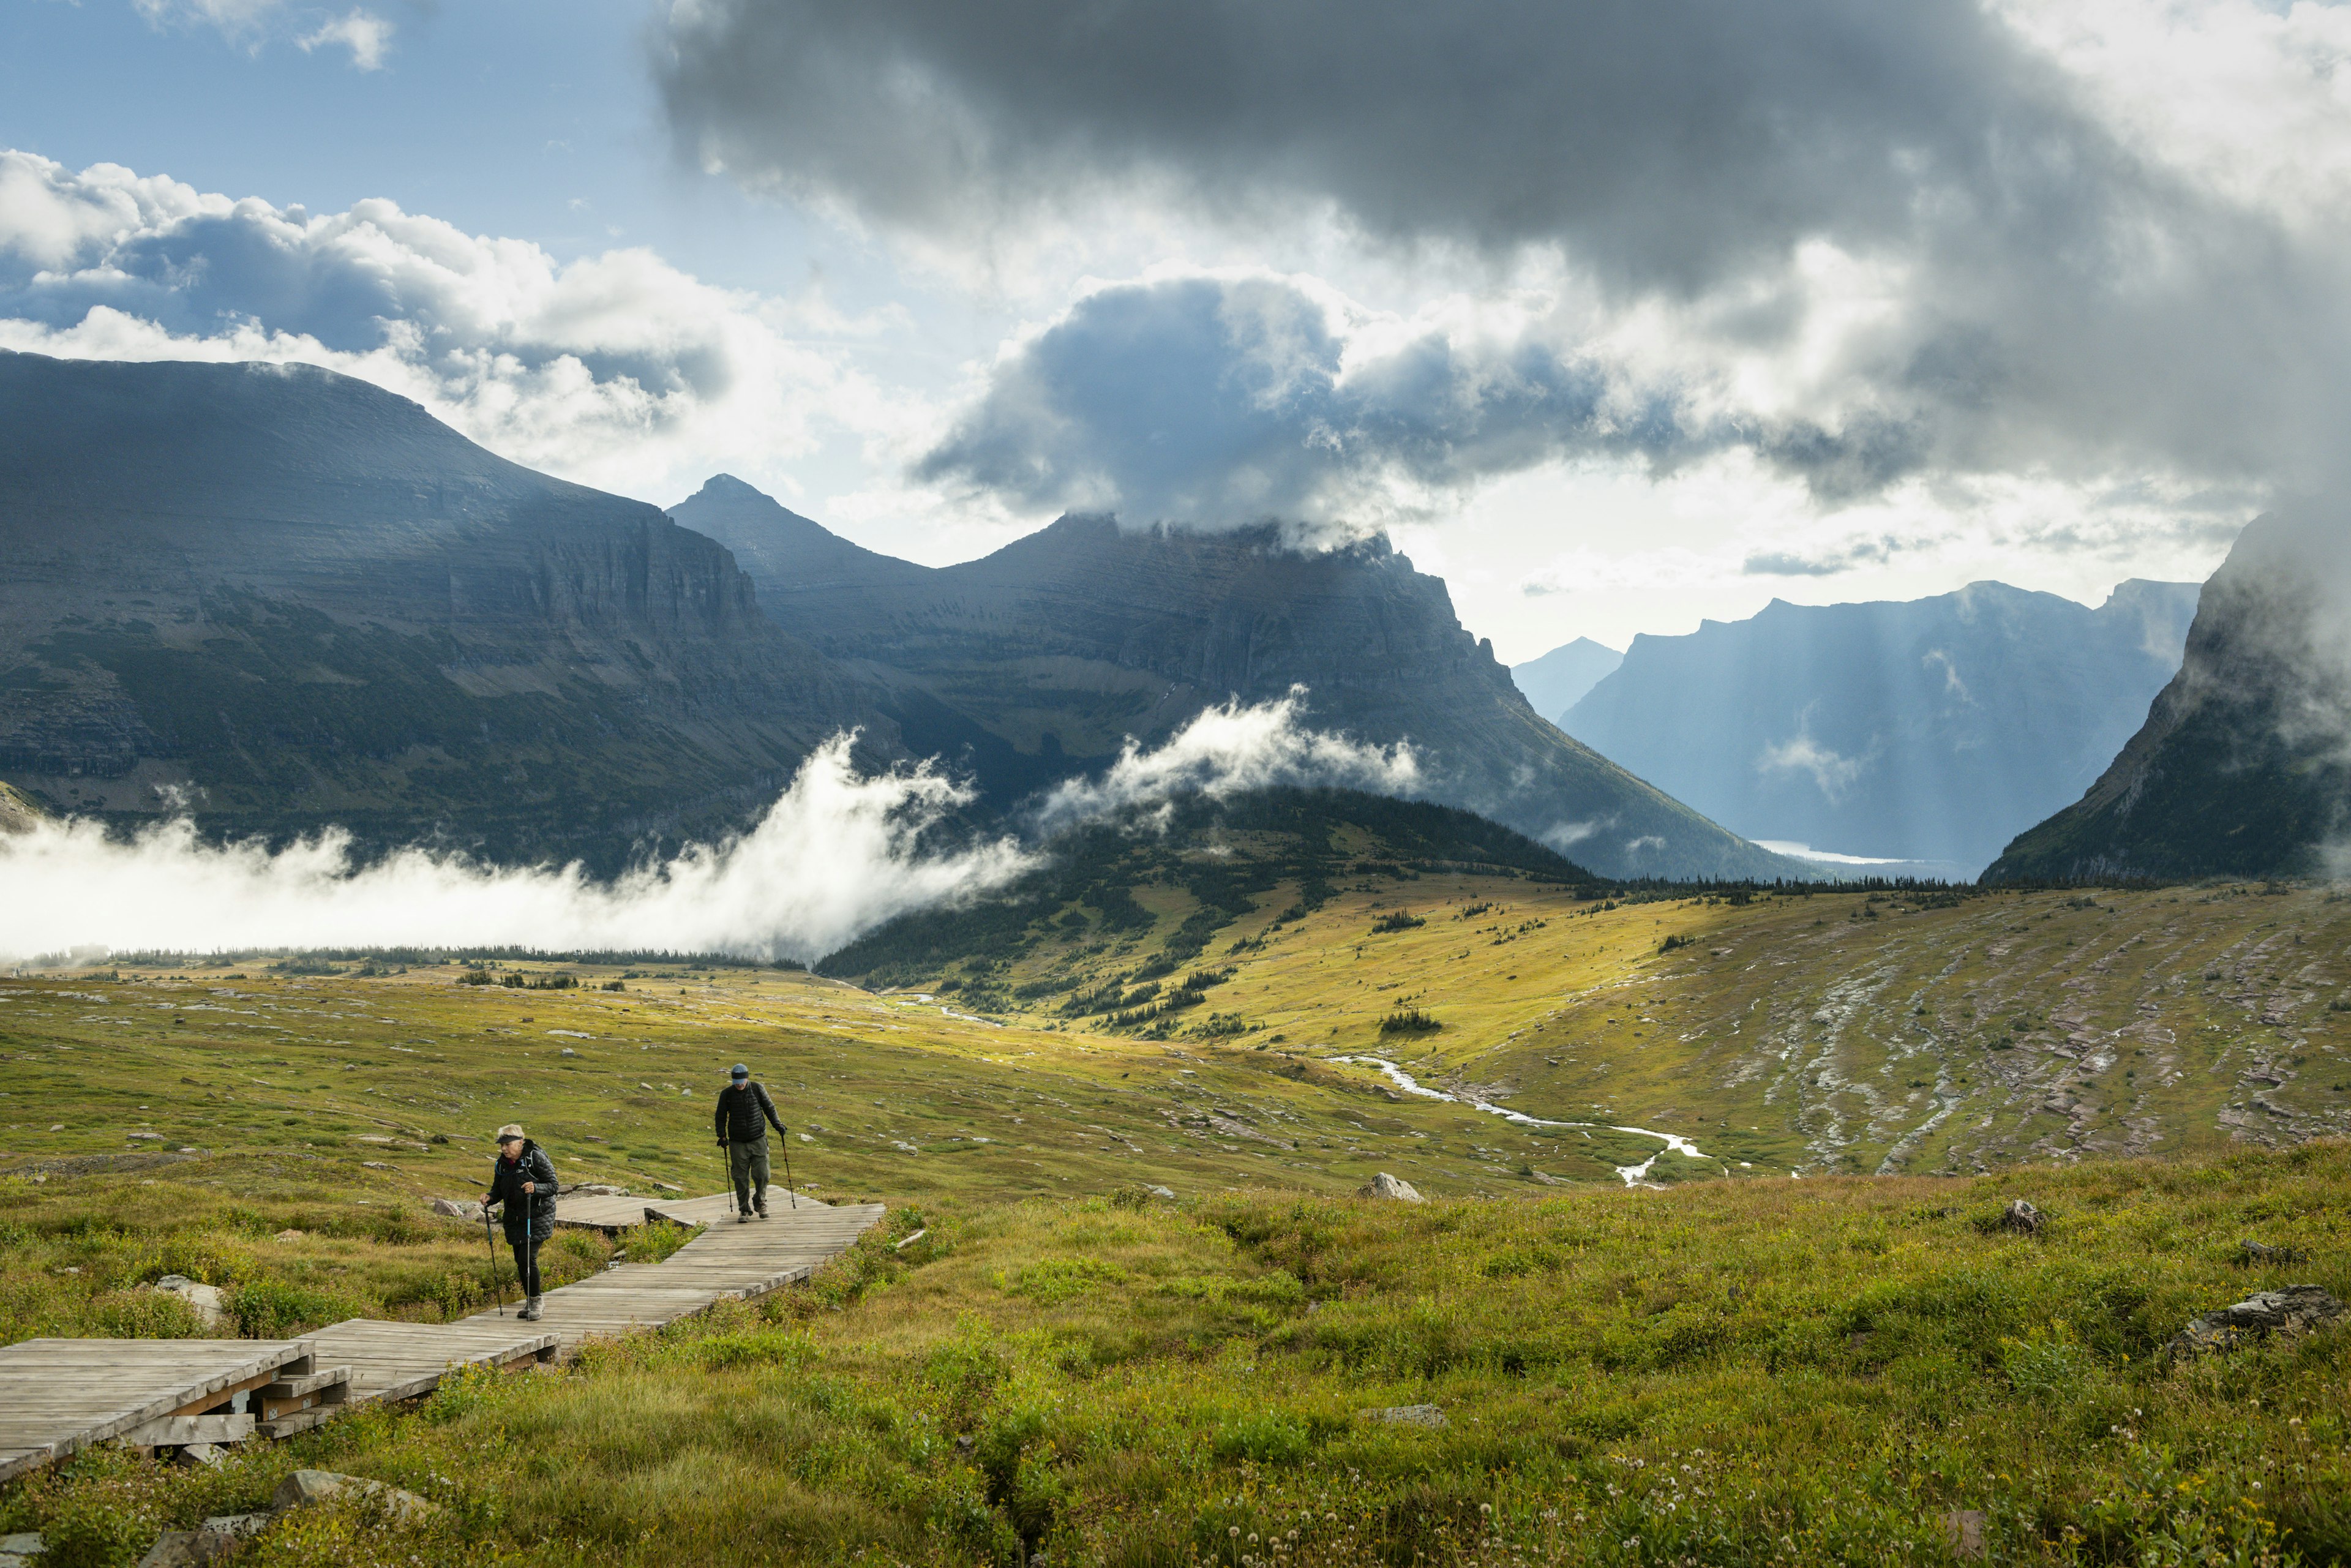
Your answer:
[1989,504,2351,882]
[670,476,1800,880]
[0,353,887,868]
[1559,580,2202,874]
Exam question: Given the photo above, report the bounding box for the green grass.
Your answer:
[6,863,2351,1563]
[4,1150,2349,1565]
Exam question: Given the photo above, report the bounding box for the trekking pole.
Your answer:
[481,1192,506,1318]
[779,1133,799,1210]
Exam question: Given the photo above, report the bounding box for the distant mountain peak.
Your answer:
[1561,578,2202,871]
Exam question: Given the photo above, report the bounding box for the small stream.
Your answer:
[1329,1056,1712,1187]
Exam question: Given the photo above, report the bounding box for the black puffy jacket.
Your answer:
[484,1140,558,1242]
[715,1080,785,1143]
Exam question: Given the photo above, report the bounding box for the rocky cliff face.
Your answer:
[1988,503,2351,881]
[1561,580,2202,874]
[0,353,887,868]
[671,478,1800,880]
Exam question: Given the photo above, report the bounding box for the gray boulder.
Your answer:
[1360,1172,1424,1203]
[2167,1285,2347,1360]
[149,1275,223,1327]
[430,1198,482,1220]
[135,1529,238,1567]
[272,1468,436,1521]
[1,1532,43,1568]
[1365,1404,1447,1428]
[2000,1199,2042,1235]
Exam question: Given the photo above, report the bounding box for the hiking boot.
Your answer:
[737,1212,753,1224]
[518,1297,541,1321]
[756,1206,769,1219]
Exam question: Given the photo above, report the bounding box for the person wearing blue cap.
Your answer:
[714,1063,787,1221]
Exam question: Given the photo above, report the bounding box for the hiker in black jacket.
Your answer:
[714,1063,787,1221]
[482,1123,559,1319]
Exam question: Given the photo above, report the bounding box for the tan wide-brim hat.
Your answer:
[495,1123,525,1142]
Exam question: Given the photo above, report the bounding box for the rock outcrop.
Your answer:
[1359,1172,1424,1203]
[1990,500,2351,881]
[0,782,40,835]
[2165,1285,2346,1359]
[272,1468,437,1521]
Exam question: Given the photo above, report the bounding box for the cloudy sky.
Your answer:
[5,0,2344,656]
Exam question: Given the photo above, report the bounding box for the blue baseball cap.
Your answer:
[730,1063,748,1079]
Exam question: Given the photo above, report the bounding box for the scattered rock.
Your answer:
[1144,1184,1176,1199]
[200,1516,268,1540]
[560,1048,579,1057]
[571,1183,628,1197]
[1364,1404,1447,1428]
[1942,1509,1986,1561]
[361,1161,397,1171]
[639,1082,654,1091]
[148,1275,223,1327]
[128,1131,165,1142]
[430,1198,483,1220]
[273,1229,304,1242]
[1,1532,44,1568]
[2000,1199,2042,1235]
[2238,1239,2311,1266]
[1359,1172,1424,1203]
[2167,1285,2346,1359]
[651,1180,683,1193]
[271,1468,436,1522]
[170,1442,226,1469]
[135,1528,238,1567]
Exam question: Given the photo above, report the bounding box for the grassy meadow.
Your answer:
[2,866,2350,1563]
[1,1150,2347,1566]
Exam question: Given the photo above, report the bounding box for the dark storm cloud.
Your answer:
[658,0,2351,523]
[654,0,2071,294]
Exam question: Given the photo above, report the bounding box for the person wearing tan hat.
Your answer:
[481,1123,559,1320]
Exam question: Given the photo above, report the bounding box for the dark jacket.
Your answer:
[715,1080,786,1143]
[485,1139,558,1242]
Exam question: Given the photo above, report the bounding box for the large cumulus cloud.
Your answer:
[659,0,2351,524]
[0,150,887,501]
[918,273,1689,529]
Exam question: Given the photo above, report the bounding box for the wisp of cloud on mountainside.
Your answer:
[1032,686,1418,834]
[0,696,1406,964]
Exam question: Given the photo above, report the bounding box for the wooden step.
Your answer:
[117,1414,253,1447]
[255,1365,350,1423]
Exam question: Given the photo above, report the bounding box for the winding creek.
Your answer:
[1329,1055,1712,1187]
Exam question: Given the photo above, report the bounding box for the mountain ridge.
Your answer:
[0,352,892,869]
[669,478,1807,881]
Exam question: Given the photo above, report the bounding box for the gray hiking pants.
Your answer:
[727,1134,770,1214]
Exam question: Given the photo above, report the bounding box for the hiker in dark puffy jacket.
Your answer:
[714,1063,786,1221]
[482,1123,559,1319]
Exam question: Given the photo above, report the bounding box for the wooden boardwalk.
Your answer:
[0,1193,884,1483]
[0,1338,315,1482]
[465,1200,885,1351]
